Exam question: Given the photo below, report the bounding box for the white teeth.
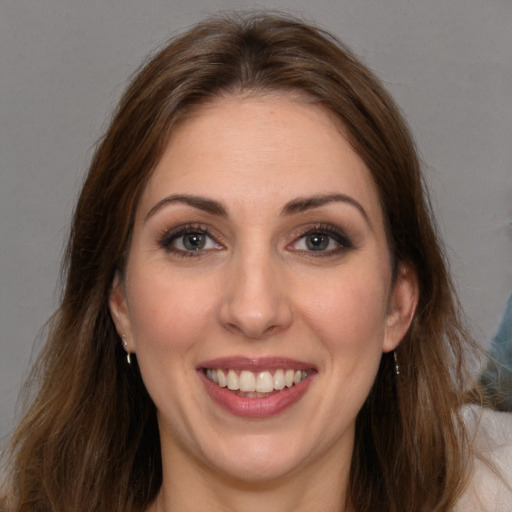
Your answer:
[217,369,227,387]
[273,369,285,390]
[256,371,274,393]
[239,370,256,392]
[206,367,311,392]
[207,368,219,384]
[227,369,239,390]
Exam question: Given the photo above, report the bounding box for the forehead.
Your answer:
[138,94,383,223]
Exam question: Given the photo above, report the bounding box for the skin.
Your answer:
[110,94,418,512]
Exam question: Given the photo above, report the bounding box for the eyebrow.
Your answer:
[144,194,228,222]
[145,192,371,227]
[281,193,371,227]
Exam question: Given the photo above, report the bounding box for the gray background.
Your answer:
[1,0,511,439]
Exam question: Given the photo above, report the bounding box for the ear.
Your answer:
[383,263,419,353]
[109,271,135,352]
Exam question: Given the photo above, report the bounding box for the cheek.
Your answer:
[123,269,218,420]
[125,267,218,356]
[297,266,390,354]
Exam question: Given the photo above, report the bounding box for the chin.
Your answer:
[201,434,308,484]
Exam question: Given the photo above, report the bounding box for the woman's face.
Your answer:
[110,94,417,484]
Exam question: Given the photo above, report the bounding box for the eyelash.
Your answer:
[289,224,354,256]
[157,223,223,258]
[157,223,354,258]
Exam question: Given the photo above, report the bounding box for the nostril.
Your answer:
[217,268,293,339]
[222,317,287,340]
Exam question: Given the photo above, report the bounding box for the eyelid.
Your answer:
[287,223,355,254]
[157,223,225,255]
[156,221,354,258]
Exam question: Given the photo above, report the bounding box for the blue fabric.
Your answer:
[479,295,512,411]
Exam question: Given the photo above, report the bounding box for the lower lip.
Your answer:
[199,371,314,418]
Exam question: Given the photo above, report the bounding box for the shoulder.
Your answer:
[454,405,512,512]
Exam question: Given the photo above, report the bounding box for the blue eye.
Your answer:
[177,232,209,251]
[159,225,222,255]
[303,233,333,251]
[291,225,353,254]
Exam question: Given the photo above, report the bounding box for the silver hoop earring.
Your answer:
[393,351,400,376]
[121,334,132,365]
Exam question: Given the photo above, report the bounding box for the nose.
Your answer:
[217,249,293,340]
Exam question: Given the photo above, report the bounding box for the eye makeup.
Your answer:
[157,223,224,257]
[156,219,356,261]
[288,222,356,257]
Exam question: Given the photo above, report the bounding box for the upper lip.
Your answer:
[198,356,316,372]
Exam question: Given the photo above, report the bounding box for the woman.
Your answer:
[0,12,500,512]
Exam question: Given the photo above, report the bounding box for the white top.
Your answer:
[455,406,512,512]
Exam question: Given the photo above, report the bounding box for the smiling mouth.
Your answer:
[204,368,314,397]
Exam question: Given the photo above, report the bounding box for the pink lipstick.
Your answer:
[198,357,316,418]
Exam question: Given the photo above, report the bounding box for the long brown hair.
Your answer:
[2,12,476,511]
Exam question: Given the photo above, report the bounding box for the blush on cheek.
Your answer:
[305,277,387,337]
[128,272,212,343]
